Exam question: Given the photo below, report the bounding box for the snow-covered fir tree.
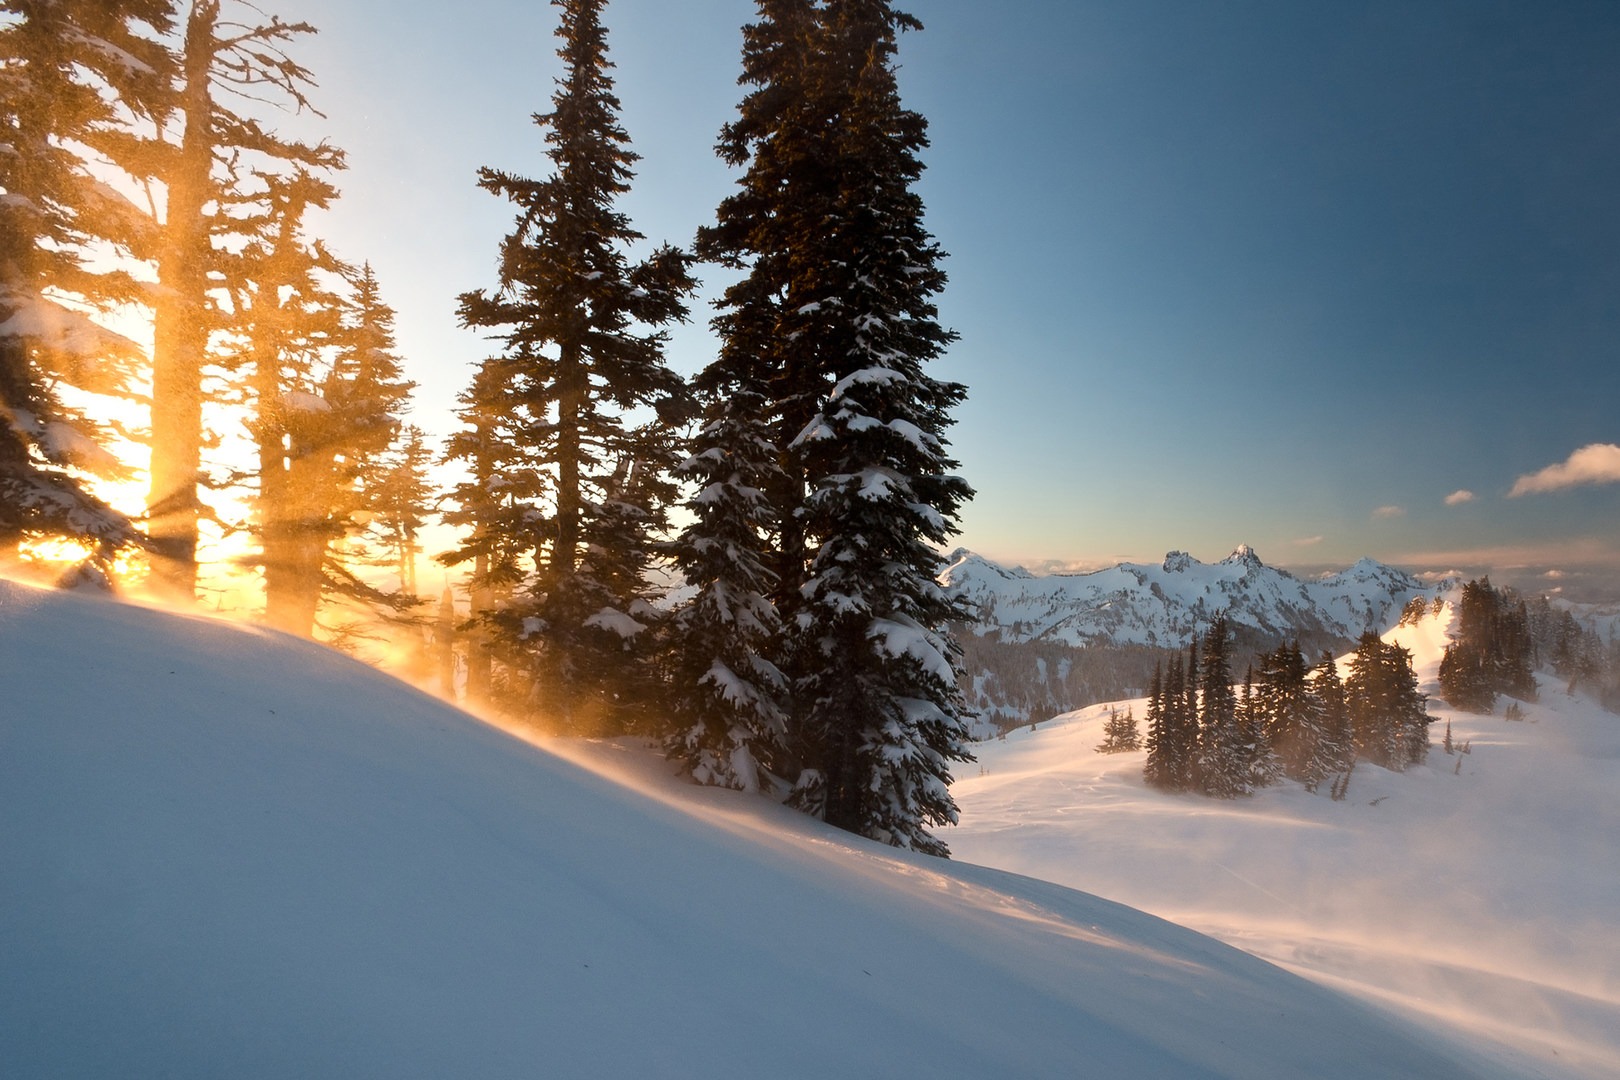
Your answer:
[1095,705,1139,753]
[694,0,832,628]
[1346,632,1429,770]
[452,0,692,733]
[0,0,169,561]
[1303,650,1352,792]
[1196,616,1248,797]
[782,0,974,855]
[1256,641,1312,780]
[1143,663,1171,785]
[665,374,789,791]
[690,0,972,852]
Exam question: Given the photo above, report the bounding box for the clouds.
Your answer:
[1372,505,1406,519]
[1444,489,1475,506]
[1292,535,1324,547]
[1509,443,1620,497]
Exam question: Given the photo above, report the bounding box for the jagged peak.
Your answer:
[1162,550,1196,573]
[1221,544,1263,569]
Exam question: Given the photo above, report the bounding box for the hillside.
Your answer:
[0,578,1529,1079]
[947,605,1620,1080]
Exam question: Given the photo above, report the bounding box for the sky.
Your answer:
[277,0,1619,598]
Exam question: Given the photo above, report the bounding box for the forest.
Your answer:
[1,0,973,855]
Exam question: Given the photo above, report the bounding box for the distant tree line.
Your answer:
[1438,578,1620,714]
[1143,616,1428,798]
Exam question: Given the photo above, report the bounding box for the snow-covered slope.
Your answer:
[947,605,1620,1080]
[0,579,1524,1079]
[944,545,1426,648]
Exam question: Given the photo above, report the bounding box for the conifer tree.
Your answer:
[147,0,343,596]
[1239,663,1279,790]
[695,0,829,625]
[1179,637,1200,790]
[1303,651,1351,792]
[1096,705,1139,753]
[1257,641,1311,780]
[0,0,169,559]
[453,0,692,733]
[1346,633,1428,769]
[230,166,346,635]
[1143,663,1172,787]
[372,423,435,598]
[783,0,973,855]
[665,371,789,790]
[1197,617,1247,797]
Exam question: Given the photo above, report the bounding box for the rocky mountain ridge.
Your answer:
[943,545,1428,651]
[942,546,1432,730]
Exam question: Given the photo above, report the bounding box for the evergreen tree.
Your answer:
[1303,651,1351,792]
[316,263,420,611]
[453,0,692,733]
[1143,663,1172,787]
[439,353,540,708]
[785,0,973,854]
[695,0,830,625]
[1239,663,1279,790]
[372,423,435,598]
[1180,637,1200,790]
[0,0,169,560]
[229,166,347,635]
[147,0,343,596]
[1197,616,1247,797]
[664,373,789,791]
[1439,578,1538,711]
[1096,705,1139,753]
[1256,641,1311,780]
[1346,632,1428,769]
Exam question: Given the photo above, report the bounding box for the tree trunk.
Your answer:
[146,0,219,599]
[553,337,584,575]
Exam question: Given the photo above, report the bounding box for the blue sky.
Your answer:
[291,0,1620,596]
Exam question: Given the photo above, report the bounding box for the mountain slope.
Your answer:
[946,605,1620,1080]
[0,579,1521,1079]
[943,545,1426,649]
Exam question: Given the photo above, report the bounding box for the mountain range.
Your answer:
[942,545,1431,728]
[943,544,1429,650]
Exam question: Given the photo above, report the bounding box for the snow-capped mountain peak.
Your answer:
[944,547,1426,650]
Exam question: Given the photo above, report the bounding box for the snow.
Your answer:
[947,607,1620,1080]
[280,389,331,413]
[40,419,123,474]
[0,579,1529,1078]
[869,614,956,684]
[942,547,1427,648]
[582,605,646,638]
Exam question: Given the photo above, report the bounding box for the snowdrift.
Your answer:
[1,581,1515,1078]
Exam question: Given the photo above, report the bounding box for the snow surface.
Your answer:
[0,580,1528,1079]
[942,546,1427,648]
[948,607,1620,1080]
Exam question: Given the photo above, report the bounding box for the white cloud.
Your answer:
[1292,535,1324,547]
[1544,569,1566,580]
[1372,505,1405,519]
[1509,443,1620,497]
[1444,489,1475,506]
